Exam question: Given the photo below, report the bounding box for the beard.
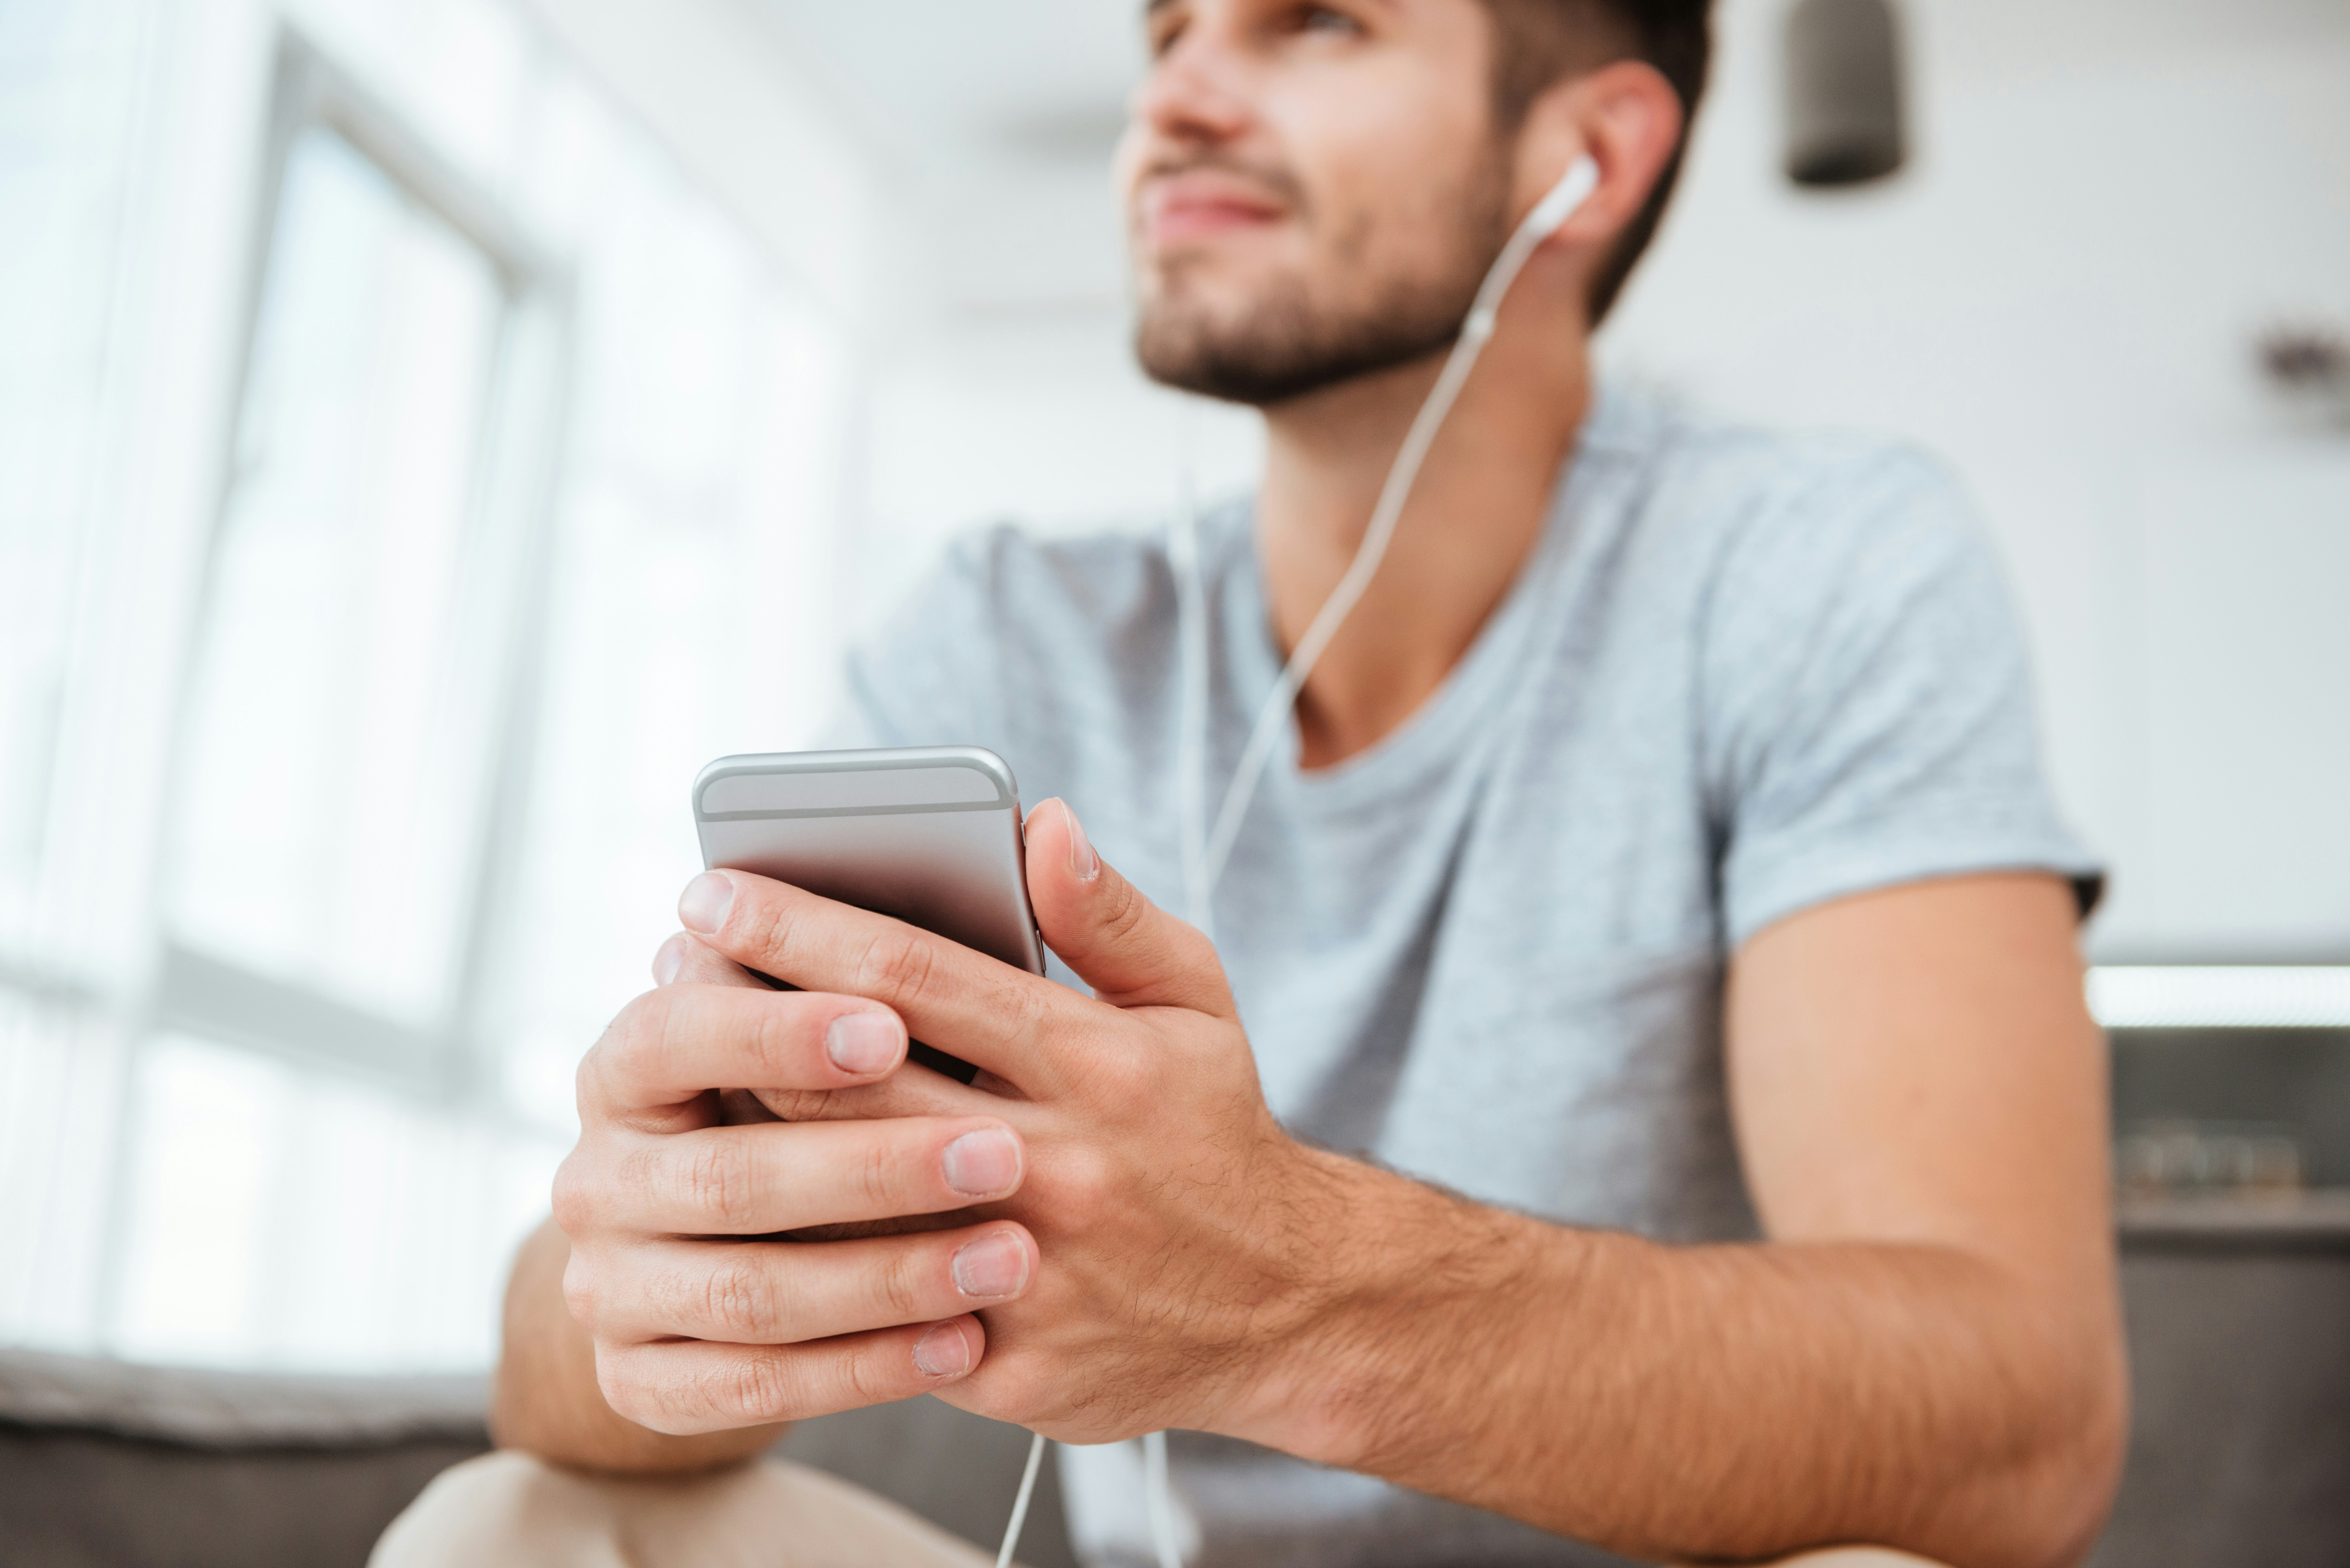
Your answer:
[1131,155,1515,407]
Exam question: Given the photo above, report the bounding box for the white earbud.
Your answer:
[1528,153,1604,239]
[1464,153,1602,342]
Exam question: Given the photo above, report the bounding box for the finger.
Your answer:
[617,1116,1027,1234]
[678,871,1076,1097]
[596,1315,984,1434]
[653,932,763,990]
[589,1222,1036,1345]
[1023,798,1234,1015]
[581,986,908,1119]
[743,1067,1006,1127]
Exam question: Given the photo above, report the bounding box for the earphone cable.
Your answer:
[993,1430,1048,1568]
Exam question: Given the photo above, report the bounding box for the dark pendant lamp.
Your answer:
[1784,0,1908,187]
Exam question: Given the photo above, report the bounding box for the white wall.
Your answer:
[515,0,883,323]
[1602,0,2350,959]
[851,0,2350,962]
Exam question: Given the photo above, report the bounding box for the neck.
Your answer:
[1253,303,1593,770]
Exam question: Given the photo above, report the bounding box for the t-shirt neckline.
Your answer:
[1215,386,1628,817]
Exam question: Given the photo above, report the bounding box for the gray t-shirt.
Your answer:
[830,386,2099,1568]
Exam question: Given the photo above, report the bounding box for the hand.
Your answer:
[551,932,1048,1435]
[670,798,1349,1445]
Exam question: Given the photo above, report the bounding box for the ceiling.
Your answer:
[757,1,1148,172]
[753,1,1153,312]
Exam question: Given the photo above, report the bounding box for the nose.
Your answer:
[1129,19,1254,151]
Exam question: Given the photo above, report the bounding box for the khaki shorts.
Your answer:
[371,1449,1951,1568]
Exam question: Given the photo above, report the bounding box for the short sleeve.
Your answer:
[1702,449,2102,947]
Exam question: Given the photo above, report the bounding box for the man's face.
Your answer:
[1119,0,1516,406]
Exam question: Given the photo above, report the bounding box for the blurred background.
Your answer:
[1,0,2347,1547]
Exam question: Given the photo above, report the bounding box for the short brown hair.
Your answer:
[1476,0,1712,322]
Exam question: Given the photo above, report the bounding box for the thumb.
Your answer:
[1024,798,1232,1016]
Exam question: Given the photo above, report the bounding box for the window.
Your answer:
[162,40,563,1088]
[1,0,856,1372]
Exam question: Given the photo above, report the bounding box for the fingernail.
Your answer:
[679,872,733,935]
[951,1232,1030,1299]
[941,1128,1021,1197]
[653,935,688,986]
[913,1320,973,1378]
[1061,801,1099,882]
[825,1011,903,1075]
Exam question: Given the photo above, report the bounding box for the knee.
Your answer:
[370,1451,607,1568]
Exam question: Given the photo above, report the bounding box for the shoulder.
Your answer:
[1593,386,1986,578]
[1586,388,2010,666]
[920,520,1178,644]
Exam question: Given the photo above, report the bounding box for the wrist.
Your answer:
[1209,1148,1529,1471]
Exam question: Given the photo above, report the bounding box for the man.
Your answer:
[380,1,2126,1564]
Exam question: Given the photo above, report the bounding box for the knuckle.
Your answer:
[615,1139,667,1217]
[730,893,800,981]
[717,1351,798,1423]
[646,989,705,1083]
[612,986,672,1057]
[989,1363,1045,1429]
[853,926,938,1010]
[872,1244,927,1323]
[759,1088,835,1123]
[572,1051,598,1118]
[745,997,810,1084]
[549,1157,592,1234]
[701,1255,777,1340]
[1171,920,1221,978]
[590,990,680,1107]
[1100,878,1153,947]
[999,976,1053,1047]
[1086,1046,1150,1108]
[559,1255,601,1327]
[595,1349,654,1426]
[838,1341,899,1411]
[1054,1146,1115,1226]
[854,1134,906,1214]
[681,1138,759,1230]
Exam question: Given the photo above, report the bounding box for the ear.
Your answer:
[1510,60,1687,285]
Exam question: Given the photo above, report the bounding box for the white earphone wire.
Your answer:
[1142,1428,1186,1568]
[993,1430,1049,1568]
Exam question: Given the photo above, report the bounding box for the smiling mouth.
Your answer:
[1139,172,1292,248]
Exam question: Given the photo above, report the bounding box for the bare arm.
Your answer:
[1238,874,2127,1567]
[489,1215,785,1473]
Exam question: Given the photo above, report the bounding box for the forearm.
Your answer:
[490,1216,787,1474]
[1237,1157,2125,1568]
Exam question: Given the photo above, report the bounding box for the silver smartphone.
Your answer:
[692,745,1046,1083]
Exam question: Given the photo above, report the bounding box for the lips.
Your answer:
[1140,171,1289,245]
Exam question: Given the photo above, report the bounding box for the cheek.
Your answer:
[1270,75,1494,264]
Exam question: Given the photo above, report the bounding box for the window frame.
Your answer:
[146,29,575,1114]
